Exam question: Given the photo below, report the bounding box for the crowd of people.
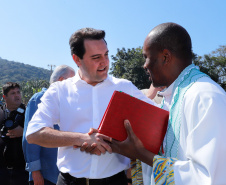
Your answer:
[0,65,75,185]
[0,22,226,185]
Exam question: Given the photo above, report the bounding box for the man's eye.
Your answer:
[92,57,99,60]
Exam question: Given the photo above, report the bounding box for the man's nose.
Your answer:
[101,56,109,65]
[143,64,149,75]
[15,93,21,98]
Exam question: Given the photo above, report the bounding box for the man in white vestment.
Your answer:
[110,22,226,185]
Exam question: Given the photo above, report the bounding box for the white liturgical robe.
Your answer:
[142,76,226,185]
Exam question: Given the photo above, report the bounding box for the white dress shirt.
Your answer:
[26,71,154,179]
[142,76,226,185]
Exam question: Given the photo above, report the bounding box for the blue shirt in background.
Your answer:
[22,88,59,184]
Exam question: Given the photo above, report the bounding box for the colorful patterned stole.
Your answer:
[161,64,209,158]
[131,159,143,185]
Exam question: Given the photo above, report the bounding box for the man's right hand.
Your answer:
[32,170,44,185]
[6,125,23,138]
[75,128,112,155]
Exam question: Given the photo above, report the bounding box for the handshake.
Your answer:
[73,120,148,162]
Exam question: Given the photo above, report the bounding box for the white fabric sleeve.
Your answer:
[26,83,60,137]
[173,86,226,185]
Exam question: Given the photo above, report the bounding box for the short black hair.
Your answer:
[2,82,20,96]
[150,22,193,61]
[69,28,106,59]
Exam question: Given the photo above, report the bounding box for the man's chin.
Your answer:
[152,81,162,88]
[97,72,108,80]
[98,76,108,82]
[15,102,22,107]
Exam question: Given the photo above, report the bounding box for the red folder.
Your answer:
[98,91,169,154]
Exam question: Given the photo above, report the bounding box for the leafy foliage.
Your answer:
[110,47,150,89]
[110,46,226,91]
[193,45,226,90]
[20,80,50,104]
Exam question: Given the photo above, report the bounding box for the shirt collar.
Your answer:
[159,81,175,98]
[72,70,83,84]
[42,87,47,92]
[72,70,114,86]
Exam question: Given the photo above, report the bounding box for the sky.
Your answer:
[0,0,226,72]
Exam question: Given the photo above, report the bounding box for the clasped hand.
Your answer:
[74,130,112,155]
[77,120,146,160]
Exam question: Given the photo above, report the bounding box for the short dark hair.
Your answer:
[2,82,20,96]
[150,22,193,61]
[69,28,106,59]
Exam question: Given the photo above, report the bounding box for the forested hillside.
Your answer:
[0,57,51,86]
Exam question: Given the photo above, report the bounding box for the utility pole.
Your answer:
[48,64,56,74]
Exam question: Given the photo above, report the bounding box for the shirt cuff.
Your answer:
[25,160,41,172]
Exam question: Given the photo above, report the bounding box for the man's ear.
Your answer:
[162,49,172,64]
[72,54,81,67]
[58,76,64,81]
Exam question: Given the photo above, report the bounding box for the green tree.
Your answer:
[192,52,219,82]
[111,46,226,91]
[193,45,226,90]
[20,80,49,104]
[110,47,150,89]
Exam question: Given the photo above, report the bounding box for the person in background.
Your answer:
[141,83,165,104]
[22,65,75,185]
[0,82,28,185]
[110,22,226,185]
[25,27,154,185]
